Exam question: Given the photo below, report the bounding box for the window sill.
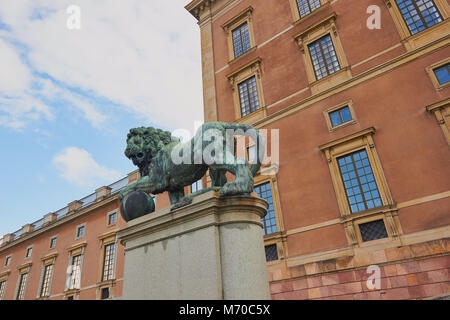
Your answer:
[292,2,330,27]
[435,82,450,91]
[235,107,266,125]
[401,19,449,51]
[64,288,80,295]
[356,236,395,249]
[228,46,257,66]
[263,231,284,241]
[340,205,395,223]
[97,279,116,287]
[309,66,352,95]
[328,119,358,132]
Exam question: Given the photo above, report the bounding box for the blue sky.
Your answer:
[0,1,203,236]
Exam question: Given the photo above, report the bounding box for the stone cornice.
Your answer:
[0,193,119,253]
[118,190,268,249]
[185,0,217,20]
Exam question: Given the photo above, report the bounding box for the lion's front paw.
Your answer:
[219,182,251,197]
[171,196,193,211]
[119,185,135,203]
[118,191,125,203]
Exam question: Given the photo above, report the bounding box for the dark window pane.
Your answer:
[359,219,388,242]
[264,244,278,262]
[101,287,110,300]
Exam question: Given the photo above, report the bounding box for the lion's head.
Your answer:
[125,127,176,176]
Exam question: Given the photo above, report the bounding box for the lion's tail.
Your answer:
[225,123,265,176]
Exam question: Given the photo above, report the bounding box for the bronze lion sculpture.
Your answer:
[118,122,265,220]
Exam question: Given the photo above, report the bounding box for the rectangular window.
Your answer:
[76,225,85,239]
[359,219,388,242]
[238,76,260,117]
[16,273,28,300]
[308,34,341,80]
[5,256,11,267]
[296,0,322,18]
[0,280,6,300]
[232,22,251,58]
[50,236,57,249]
[433,63,450,85]
[247,144,257,164]
[264,244,279,262]
[191,180,203,193]
[25,247,32,258]
[329,106,353,128]
[101,287,110,300]
[40,264,54,297]
[102,243,116,281]
[69,255,82,290]
[395,0,443,35]
[254,182,278,235]
[426,99,450,146]
[337,150,383,213]
[108,212,117,225]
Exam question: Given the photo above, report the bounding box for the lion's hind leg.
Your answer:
[209,151,254,197]
[168,189,185,205]
[210,169,227,188]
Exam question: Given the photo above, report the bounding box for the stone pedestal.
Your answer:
[118,190,270,300]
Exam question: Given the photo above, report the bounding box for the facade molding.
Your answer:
[0,193,119,253]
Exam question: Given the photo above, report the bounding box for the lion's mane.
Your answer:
[124,127,176,176]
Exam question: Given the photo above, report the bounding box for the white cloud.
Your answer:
[0,0,203,131]
[53,146,122,187]
[0,38,54,129]
[34,77,107,128]
[0,38,30,93]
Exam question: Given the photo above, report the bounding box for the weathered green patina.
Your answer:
[118,122,265,220]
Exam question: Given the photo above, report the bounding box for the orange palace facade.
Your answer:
[1,0,450,300]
